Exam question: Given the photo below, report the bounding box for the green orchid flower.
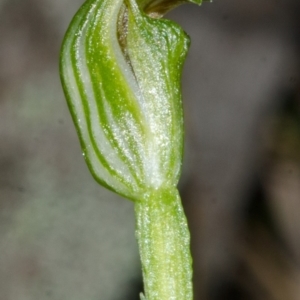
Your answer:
[60,0,206,298]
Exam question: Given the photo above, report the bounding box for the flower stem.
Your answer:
[135,187,193,300]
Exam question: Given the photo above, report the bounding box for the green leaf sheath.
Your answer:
[60,0,204,298]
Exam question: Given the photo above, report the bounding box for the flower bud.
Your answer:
[60,0,202,201]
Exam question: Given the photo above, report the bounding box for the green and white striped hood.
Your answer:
[60,0,203,201]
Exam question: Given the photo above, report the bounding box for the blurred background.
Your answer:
[0,0,300,299]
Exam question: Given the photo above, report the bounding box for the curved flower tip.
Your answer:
[60,0,199,201]
[141,0,206,17]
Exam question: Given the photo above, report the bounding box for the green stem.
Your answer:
[135,187,193,300]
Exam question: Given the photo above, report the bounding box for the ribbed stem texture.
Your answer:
[135,188,193,300]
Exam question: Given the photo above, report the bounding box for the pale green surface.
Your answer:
[135,189,192,300]
[60,0,200,298]
[60,0,193,199]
